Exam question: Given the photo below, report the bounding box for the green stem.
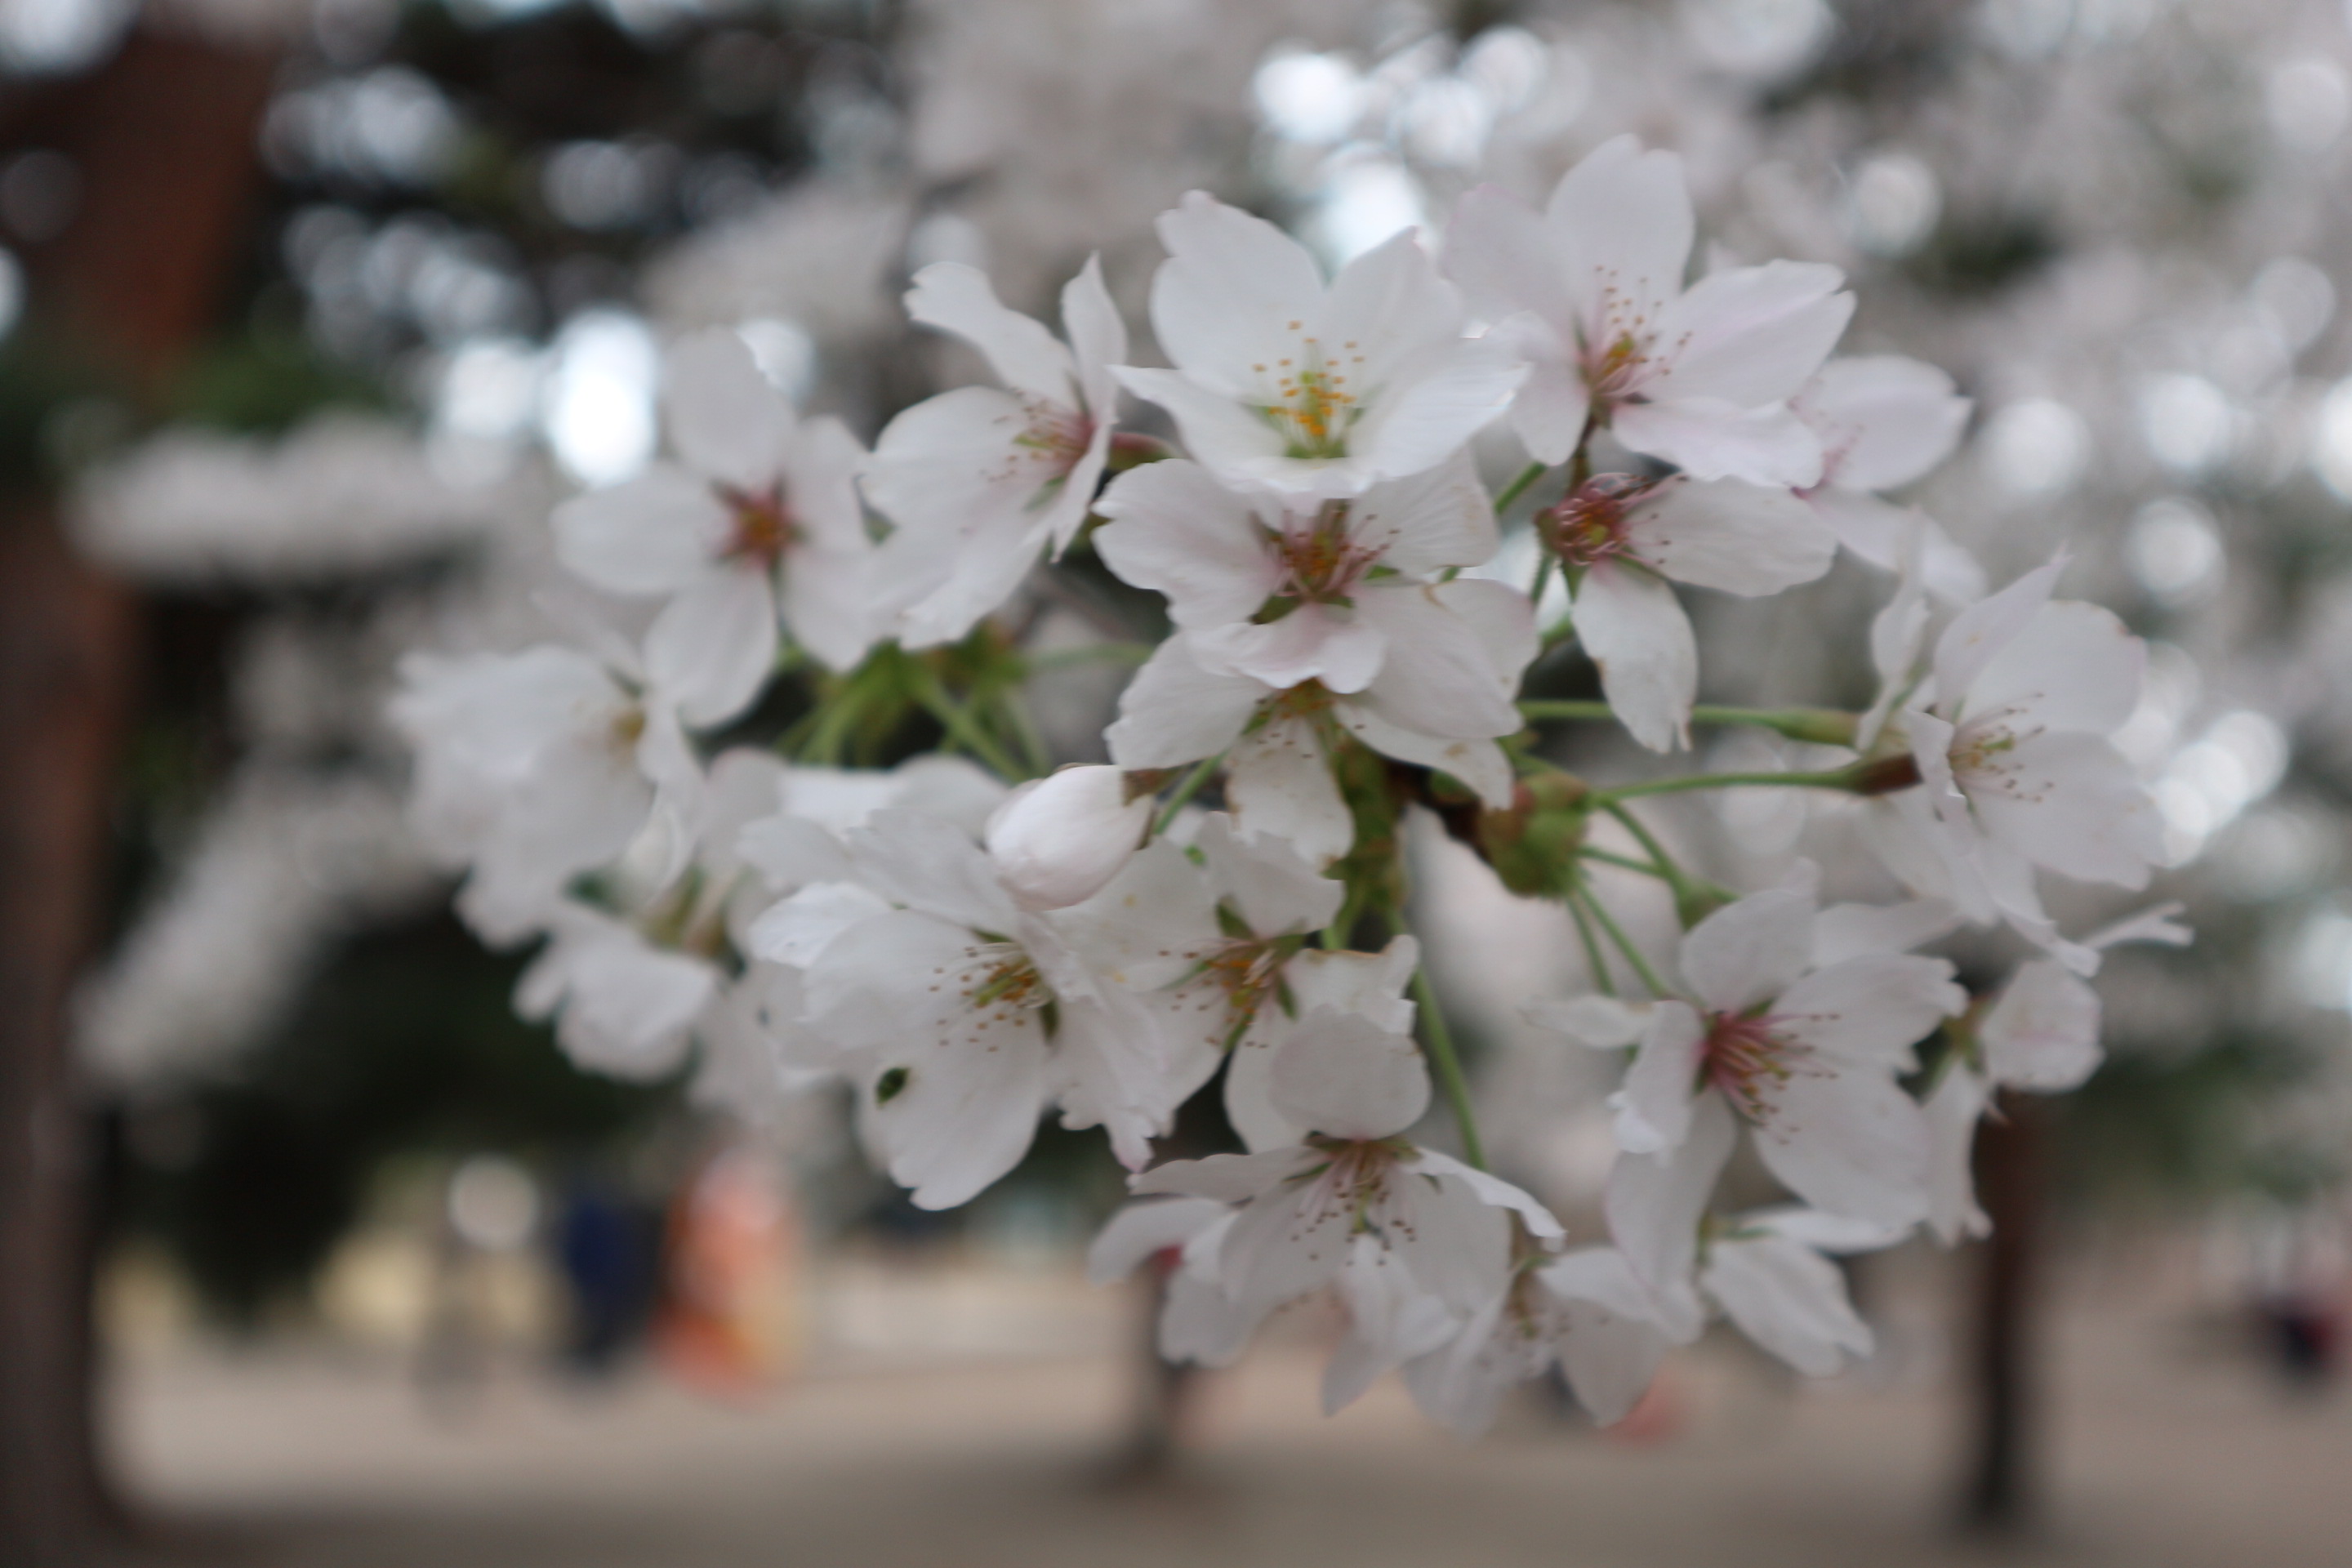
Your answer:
[1410,964,1487,1170]
[1000,689,1053,777]
[1519,701,1859,746]
[1565,890,1616,997]
[1571,881,1673,999]
[1529,550,1555,608]
[1581,846,1670,880]
[1151,752,1223,838]
[909,668,1024,779]
[1492,460,1549,514]
[1597,766,1867,804]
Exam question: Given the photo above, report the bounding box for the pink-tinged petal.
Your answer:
[1348,450,1498,578]
[552,466,729,595]
[905,261,1076,403]
[1611,397,1824,487]
[1112,365,1290,476]
[1612,1000,1707,1155]
[1149,191,1328,395]
[1352,584,1524,739]
[1086,1197,1227,1285]
[1061,253,1128,416]
[1980,958,2102,1091]
[1966,599,2143,737]
[1544,135,1694,332]
[1093,459,1281,626]
[1215,1167,1353,1311]
[1048,993,1184,1170]
[1544,1252,1673,1424]
[1267,1006,1430,1141]
[1284,938,1417,1031]
[1227,715,1352,865]
[1624,476,1834,595]
[1105,638,1263,770]
[1932,557,2062,710]
[664,327,791,491]
[1749,1067,1931,1228]
[985,765,1152,912]
[887,511,1049,649]
[1446,185,1579,341]
[1224,1022,1303,1155]
[1348,334,1526,483]
[1922,1067,1992,1245]
[1799,354,1971,492]
[1414,1150,1567,1238]
[1603,1093,1733,1342]
[1965,731,2162,888]
[1506,350,1595,466]
[1774,952,1964,1066]
[1650,261,1851,408]
[644,568,777,726]
[1807,492,1985,604]
[1679,880,1816,1014]
[1701,1230,1873,1377]
[1432,576,1539,686]
[1323,1242,1463,1414]
[1811,899,1963,966]
[862,385,1045,544]
[1193,607,1388,694]
[1572,562,1695,754]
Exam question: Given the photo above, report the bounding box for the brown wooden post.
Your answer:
[1962,1090,2047,1534]
[0,31,278,1564]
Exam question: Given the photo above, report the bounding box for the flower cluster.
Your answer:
[393,136,2185,1430]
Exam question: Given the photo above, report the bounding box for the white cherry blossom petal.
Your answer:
[1572,560,1696,754]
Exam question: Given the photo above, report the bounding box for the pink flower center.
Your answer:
[715,482,798,568]
[1013,399,1094,469]
[1540,474,1654,568]
[1272,501,1379,605]
[1700,1009,1805,1123]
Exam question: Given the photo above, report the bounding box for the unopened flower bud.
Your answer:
[985,764,1152,911]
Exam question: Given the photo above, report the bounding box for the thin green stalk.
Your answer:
[1529,550,1556,609]
[1571,881,1673,999]
[1000,688,1053,777]
[1597,766,1865,804]
[1151,752,1223,838]
[909,668,1024,779]
[1520,701,1859,746]
[1492,461,1549,514]
[1410,965,1487,1170]
[1581,846,1671,880]
[1565,889,1616,997]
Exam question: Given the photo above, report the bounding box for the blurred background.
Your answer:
[4,0,2352,1563]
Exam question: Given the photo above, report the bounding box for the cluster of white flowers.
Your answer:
[393,136,2189,1429]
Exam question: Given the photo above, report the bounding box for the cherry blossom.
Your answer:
[984,764,1153,911]
[1791,355,1983,604]
[1116,192,1524,499]
[1447,135,1852,486]
[1539,472,1834,751]
[865,259,1125,647]
[1094,452,1497,693]
[551,327,875,687]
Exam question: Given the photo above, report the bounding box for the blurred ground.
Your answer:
[102,1245,2352,1568]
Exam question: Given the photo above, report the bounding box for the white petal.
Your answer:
[1774,953,1965,1065]
[906,261,1076,402]
[1625,476,1835,595]
[1086,1196,1227,1285]
[1811,899,1963,966]
[1922,1067,1992,1245]
[1104,638,1263,770]
[643,568,777,726]
[1350,585,1524,740]
[984,765,1151,911]
[1748,1067,1931,1228]
[1506,353,1596,466]
[743,881,890,969]
[1132,1147,1313,1203]
[1965,732,2162,889]
[1348,335,1526,484]
[1571,563,1695,753]
[1093,459,1281,628]
[1445,184,1579,345]
[1799,354,1970,492]
[1542,1250,1674,1425]
[1650,261,1852,408]
[1677,880,1816,1014]
[1546,135,1693,332]
[551,467,728,595]
[1807,492,1985,604]
[1932,558,2062,710]
[1227,715,1352,866]
[1267,1006,1431,1141]
[1111,367,1292,483]
[1613,1000,1706,1155]
[1193,605,1388,694]
[1610,397,1825,488]
[1339,705,1514,808]
[1603,1094,1734,1340]
[1345,449,1499,578]
[1196,811,1343,936]
[1701,1230,1873,1377]
[1980,958,2101,1091]
[1965,599,2143,737]
[840,809,1017,933]
[1149,191,1327,395]
[664,327,790,491]
[1061,253,1127,416]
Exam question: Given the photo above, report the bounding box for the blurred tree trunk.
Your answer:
[0,32,276,1564]
[1962,1090,2047,1535]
